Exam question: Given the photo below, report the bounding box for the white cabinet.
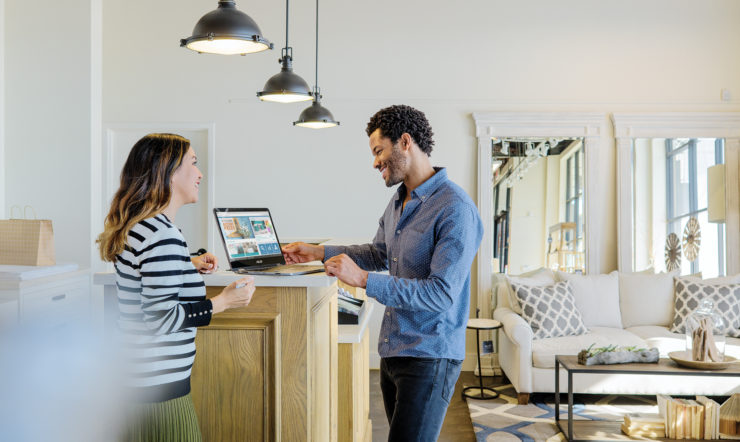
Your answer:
[0,299,18,329]
[0,269,91,328]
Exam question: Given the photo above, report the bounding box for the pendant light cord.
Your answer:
[314,0,319,97]
[285,0,289,49]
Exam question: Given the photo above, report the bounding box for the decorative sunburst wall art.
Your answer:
[683,217,701,262]
[665,233,681,271]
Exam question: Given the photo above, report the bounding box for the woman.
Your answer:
[97,133,255,441]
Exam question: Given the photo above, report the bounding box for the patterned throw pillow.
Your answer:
[510,281,589,340]
[670,278,740,338]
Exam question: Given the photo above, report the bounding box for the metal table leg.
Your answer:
[462,328,499,400]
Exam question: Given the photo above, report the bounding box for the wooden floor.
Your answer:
[369,370,483,442]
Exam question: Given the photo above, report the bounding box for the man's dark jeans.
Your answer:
[379,356,463,442]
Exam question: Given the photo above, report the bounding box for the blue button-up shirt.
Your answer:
[324,167,483,360]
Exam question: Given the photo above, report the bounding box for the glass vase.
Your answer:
[685,299,726,362]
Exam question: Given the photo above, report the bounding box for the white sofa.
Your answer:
[493,270,740,404]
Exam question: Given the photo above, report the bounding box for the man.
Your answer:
[283,105,483,441]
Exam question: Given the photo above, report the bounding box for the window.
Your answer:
[666,138,725,276]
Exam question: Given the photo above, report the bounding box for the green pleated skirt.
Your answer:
[122,393,202,442]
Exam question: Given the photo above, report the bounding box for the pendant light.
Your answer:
[180,0,272,56]
[294,0,339,128]
[257,0,312,103]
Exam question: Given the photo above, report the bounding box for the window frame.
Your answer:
[665,138,725,275]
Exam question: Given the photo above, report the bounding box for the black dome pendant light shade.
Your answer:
[181,0,272,55]
[257,0,312,103]
[294,0,339,128]
[294,96,339,129]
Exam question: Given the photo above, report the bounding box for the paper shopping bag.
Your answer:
[0,207,56,266]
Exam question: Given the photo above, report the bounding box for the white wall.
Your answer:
[4,0,98,267]
[101,0,740,272]
[5,0,740,367]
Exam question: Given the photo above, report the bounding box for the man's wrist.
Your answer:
[361,270,369,288]
[317,245,326,261]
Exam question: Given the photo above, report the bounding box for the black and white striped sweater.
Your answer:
[115,214,213,402]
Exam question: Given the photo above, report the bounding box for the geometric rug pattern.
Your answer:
[466,384,658,442]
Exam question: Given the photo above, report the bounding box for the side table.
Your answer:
[554,355,740,441]
[463,318,502,400]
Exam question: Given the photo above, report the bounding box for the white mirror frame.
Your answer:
[612,112,740,274]
[474,112,609,318]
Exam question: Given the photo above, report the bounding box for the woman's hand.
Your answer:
[211,277,255,314]
[192,252,218,274]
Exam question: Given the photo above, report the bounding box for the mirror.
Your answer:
[631,137,726,277]
[613,112,740,276]
[491,137,586,275]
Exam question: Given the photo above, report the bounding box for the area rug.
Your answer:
[465,384,658,442]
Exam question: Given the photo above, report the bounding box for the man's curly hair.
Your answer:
[366,105,434,156]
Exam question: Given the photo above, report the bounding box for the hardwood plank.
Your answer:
[278,286,308,441]
[338,343,354,442]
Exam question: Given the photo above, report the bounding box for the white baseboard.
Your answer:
[369,350,502,376]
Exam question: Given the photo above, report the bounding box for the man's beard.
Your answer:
[383,144,407,187]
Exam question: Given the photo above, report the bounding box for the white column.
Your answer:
[616,137,634,272]
[583,136,602,274]
[476,135,493,319]
[475,132,500,375]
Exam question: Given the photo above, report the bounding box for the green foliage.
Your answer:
[584,343,647,358]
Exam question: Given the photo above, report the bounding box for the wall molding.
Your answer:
[473,112,609,320]
[612,112,740,274]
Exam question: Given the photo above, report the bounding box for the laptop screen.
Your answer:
[213,208,286,270]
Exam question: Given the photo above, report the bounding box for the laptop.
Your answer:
[213,208,325,276]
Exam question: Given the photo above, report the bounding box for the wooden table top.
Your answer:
[556,354,740,376]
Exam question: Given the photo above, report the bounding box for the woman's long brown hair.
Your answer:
[97,133,190,262]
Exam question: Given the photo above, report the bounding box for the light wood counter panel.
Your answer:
[337,283,372,442]
[195,283,338,442]
[95,271,338,442]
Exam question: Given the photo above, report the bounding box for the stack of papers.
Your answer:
[621,413,665,438]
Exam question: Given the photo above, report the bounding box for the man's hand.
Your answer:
[324,254,368,288]
[192,252,218,274]
[282,242,325,264]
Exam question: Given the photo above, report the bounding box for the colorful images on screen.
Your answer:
[217,212,281,260]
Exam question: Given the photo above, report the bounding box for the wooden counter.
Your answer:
[94,270,338,442]
[337,283,373,442]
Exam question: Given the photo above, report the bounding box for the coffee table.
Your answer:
[554,355,740,441]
